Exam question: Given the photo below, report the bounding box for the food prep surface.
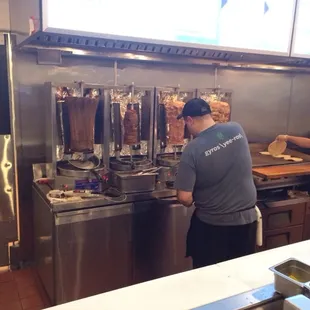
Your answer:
[253,163,310,179]
[251,148,310,167]
[44,240,310,310]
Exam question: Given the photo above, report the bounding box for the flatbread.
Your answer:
[268,140,287,156]
[283,155,292,160]
[273,154,291,159]
[290,157,303,162]
[259,151,271,155]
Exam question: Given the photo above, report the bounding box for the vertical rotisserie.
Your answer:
[209,101,231,123]
[165,100,185,145]
[65,97,99,152]
[124,104,139,146]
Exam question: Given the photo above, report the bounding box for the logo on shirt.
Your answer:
[217,132,225,140]
[205,133,244,157]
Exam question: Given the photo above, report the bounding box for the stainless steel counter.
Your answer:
[33,182,192,305]
[34,182,176,213]
[33,168,310,306]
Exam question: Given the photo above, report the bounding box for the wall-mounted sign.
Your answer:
[42,0,296,56]
[291,0,310,58]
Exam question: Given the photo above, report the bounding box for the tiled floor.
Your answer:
[0,266,51,310]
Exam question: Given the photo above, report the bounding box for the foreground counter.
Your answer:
[44,240,310,310]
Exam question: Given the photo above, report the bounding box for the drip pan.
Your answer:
[110,156,152,171]
[157,153,181,167]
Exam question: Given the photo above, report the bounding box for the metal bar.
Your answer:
[148,88,155,161]
[103,89,111,169]
[20,44,310,73]
[114,61,118,86]
[214,67,218,88]
[4,33,19,242]
[50,84,58,176]
[286,74,295,134]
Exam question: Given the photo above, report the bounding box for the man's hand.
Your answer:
[275,135,310,148]
[276,135,288,142]
[177,190,193,208]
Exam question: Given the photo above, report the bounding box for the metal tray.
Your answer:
[270,258,310,297]
[111,172,156,194]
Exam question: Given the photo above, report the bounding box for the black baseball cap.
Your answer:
[177,98,212,120]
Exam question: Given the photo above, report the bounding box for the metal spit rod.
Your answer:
[113,61,121,160]
[79,81,84,97]
[173,85,181,160]
[214,67,218,89]
[129,82,135,162]
[114,61,118,87]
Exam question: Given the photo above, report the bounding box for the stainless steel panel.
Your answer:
[10,48,310,264]
[33,185,54,304]
[0,135,15,221]
[288,74,310,137]
[54,203,133,304]
[116,62,215,89]
[133,199,194,284]
[0,134,17,266]
[217,68,292,142]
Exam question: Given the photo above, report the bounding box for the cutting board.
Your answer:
[252,163,310,179]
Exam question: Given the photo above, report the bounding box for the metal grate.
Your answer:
[30,32,233,61]
[21,31,310,68]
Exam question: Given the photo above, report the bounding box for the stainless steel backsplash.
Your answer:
[10,51,310,261]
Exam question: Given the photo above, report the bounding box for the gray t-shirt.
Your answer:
[175,122,257,226]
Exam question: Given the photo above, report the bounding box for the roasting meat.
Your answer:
[124,105,139,145]
[66,97,99,152]
[209,101,230,123]
[165,100,185,145]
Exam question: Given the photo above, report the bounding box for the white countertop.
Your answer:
[45,240,310,310]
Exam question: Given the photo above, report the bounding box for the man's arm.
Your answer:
[174,148,196,208]
[177,190,193,208]
[277,135,310,148]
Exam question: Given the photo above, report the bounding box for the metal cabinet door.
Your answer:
[133,198,193,284]
[54,204,133,305]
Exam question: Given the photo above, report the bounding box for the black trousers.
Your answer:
[186,211,257,269]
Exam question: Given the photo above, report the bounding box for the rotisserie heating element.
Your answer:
[65,97,99,152]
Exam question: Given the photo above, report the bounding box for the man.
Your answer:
[174,98,257,269]
[276,135,310,148]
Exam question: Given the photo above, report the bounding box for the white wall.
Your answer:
[0,0,9,31]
